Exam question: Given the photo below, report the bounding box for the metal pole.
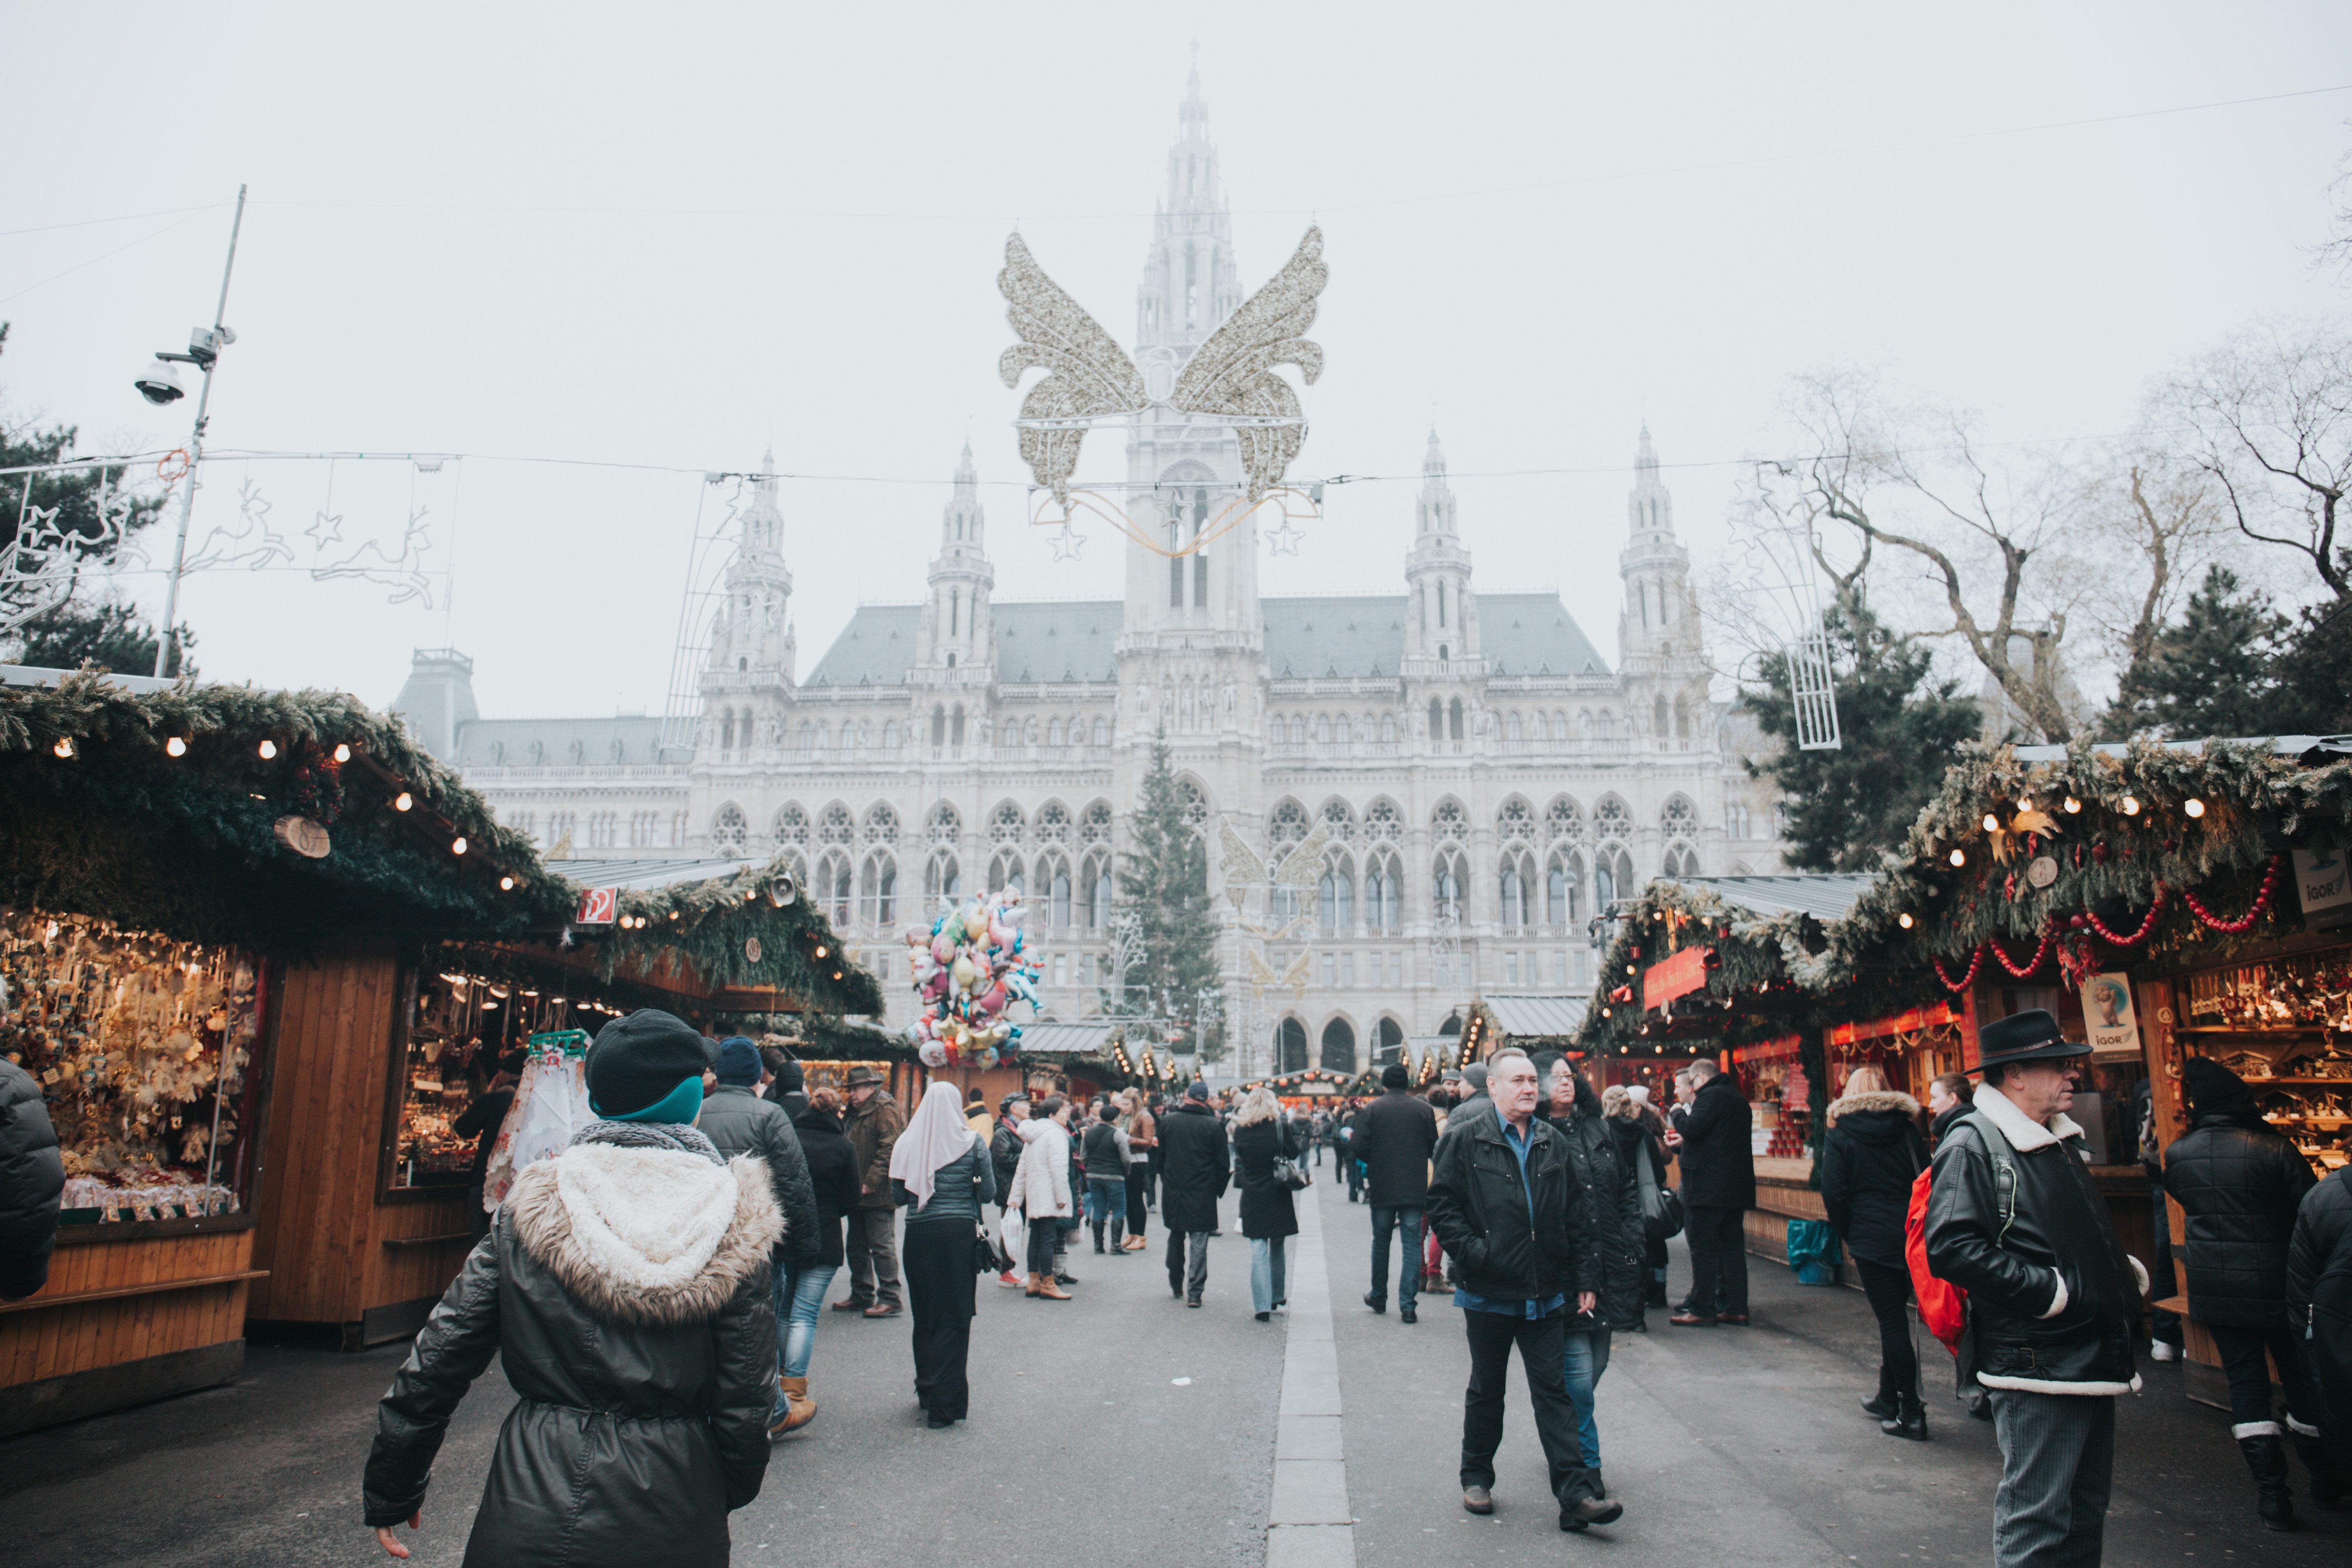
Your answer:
[154,184,248,678]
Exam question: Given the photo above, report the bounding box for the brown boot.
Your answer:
[772,1375,816,1434]
[1026,1272,1044,1297]
[1036,1272,1073,1300]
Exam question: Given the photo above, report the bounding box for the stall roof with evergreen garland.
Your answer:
[1576,735,2352,1057]
[0,668,881,1014]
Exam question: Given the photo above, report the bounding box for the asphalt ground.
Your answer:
[4,1154,2348,1566]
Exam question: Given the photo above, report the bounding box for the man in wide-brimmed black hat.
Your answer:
[1924,1010,2149,1567]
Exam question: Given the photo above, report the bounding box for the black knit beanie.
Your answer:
[584,1009,711,1118]
[2181,1056,2254,1117]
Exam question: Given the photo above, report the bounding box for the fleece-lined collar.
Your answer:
[1971,1082,2083,1153]
[509,1141,780,1326]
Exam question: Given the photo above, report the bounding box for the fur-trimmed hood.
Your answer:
[1825,1088,1921,1128]
[509,1143,781,1327]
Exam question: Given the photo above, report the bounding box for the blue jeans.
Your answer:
[1561,1327,1612,1470]
[776,1260,836,1383]
[1250,1235,1288,1313]
[1368,1205,1423,1310]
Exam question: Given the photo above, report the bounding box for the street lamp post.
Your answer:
[146,185,248,678]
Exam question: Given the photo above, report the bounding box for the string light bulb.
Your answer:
[814,944,828,959]
[1898,912,1915,929]
[1982,812,2000,832]
[499,875,515,891]
[51,738,73,759]
[452,836,468,855]
[165,736,188,757]
[2183,797,2206,818]
[1949,848,1967,867]
[333,743,351,763]
[257,739,278,759]
[2064,797,2082,814]
[394,791,414,812]
[2121,795,2141,816]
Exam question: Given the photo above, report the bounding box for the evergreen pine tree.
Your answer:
[1746,601,1982,872]
[1111,733,1225,1061]
[2102,565,2290,739]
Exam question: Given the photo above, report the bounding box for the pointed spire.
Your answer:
[1424,427,1448,478]
[954,440,976,484]
[1626,425,1674,538]
[1634,424,1657,478]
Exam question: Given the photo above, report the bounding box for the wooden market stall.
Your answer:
[0,666,567,1433]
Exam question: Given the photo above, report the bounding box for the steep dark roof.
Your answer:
[450,715,665,769]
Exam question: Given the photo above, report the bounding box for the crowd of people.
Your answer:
[10,998,2350,1565]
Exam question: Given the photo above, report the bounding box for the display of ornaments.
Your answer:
[901,889,1038,1068]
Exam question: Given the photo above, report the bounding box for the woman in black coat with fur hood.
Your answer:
[1821,1066,1931,1439]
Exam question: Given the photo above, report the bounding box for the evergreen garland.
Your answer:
[1577,737,2352,1057]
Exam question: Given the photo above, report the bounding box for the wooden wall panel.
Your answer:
[249,940,400,1324]
[0,1231,256,1384]
[364,1194,473,1313]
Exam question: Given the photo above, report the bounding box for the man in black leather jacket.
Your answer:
[2165,1056,2330,1528]
[1426,1049,1620,1534]
[1926,1011,2147,1568]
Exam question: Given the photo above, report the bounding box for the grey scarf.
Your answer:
[571,1119,726,1167]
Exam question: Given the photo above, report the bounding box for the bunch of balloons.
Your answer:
[904,888,1040,1068]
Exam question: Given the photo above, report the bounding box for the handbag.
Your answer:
[1635,1136,1684,1242]
[1272,1155,1311,1190]
[973,1221,1000,1275]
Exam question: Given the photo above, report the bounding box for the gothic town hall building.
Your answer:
[389,69,1788,1072]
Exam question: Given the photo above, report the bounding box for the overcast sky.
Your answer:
[4,3,2347,718]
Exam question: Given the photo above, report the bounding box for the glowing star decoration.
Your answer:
[1263,514,1305,556]
[1048,521,1086,562]
[998,225,1327,505]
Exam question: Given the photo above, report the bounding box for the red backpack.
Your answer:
[1904,1111,2017,1354]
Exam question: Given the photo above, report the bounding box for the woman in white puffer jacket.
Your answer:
[1005,1094,1075,1300]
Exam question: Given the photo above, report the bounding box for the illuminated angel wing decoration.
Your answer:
[1278,949,1313,999]
[998,233,1147,506]
[1271,824,1330,894]
[1218,817,1267,909]
[1169,226,1326,500]
[1245,947,1281,995]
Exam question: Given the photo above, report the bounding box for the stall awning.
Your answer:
[1478,994,1588,1040]
[1016,1021,1118,1057]
[1658,873,1875,922]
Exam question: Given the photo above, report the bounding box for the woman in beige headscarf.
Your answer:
[889,1081,996,1427]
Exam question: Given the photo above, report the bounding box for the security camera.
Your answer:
[134,357,187,405]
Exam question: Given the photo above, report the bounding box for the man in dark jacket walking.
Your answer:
[1669,1058,1755,1326]
[0,1053,64,1301]
[1159,1082,1229,1307]
[1427,1049,1619,1533]
[2287,1163,2352,1500]
[1356,1062,1439,1321]
[837,1067,906,1316]
[1926,1011,2147,1568]
[2165,1056,2332,1528]
[696,1037,822,1431]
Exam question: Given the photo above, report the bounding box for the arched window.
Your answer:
[1091,716,1109,746]
[882,719,899,750]
[1001,717,1020,751]
[863,801,898,845]
[1035,800,1071,843]
[1506,711,1523,741]
[859,853,897,927]
[1314,713,1330,744]
[987,850,1025,897]
[1499,849,1535,930]
[1594,846,1635,911]
[773,802,810,847]
[1047,858,1073,928]
[1654,695,1670,738]
[927,801,959,844]
[1448,698,1465,740]
[1428,697,1443,740]
[1080,800,1113,844]
[930,706,948,747]
[1320,799,1356,842]
[712,804,747,854]
[1365,798,1403,842]
[989,801,1025,844]
[719,710,735,751]
[1664,844,1700,878]
[1366,851,1402,931]
[1597,709,1614,742]
[1047,717,1064,748]
[1546,851,1582,925]
[1276,1017,1309,1074]
[925,851,960,902]
[816,851,852,926]
[1375,1017,1405,1065]
[1290,714,1307,744]
[1675,695,1692,741]
[1432,849,1467,920]
[1081,853,1111,929]
[1319,856,1354,933]
[1320,1018,1356,1074]
[1379,712,1397,744]
[950,705,964,746]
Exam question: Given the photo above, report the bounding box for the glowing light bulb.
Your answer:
[333,743,352,763]
[165,736,188,757]
[1982,813,2000,832]
[2064,797,2081,814]
[1949,848,1967,867]
[2183,798,2206,818]
[452,836,468,855]
[1898,912,1915,929]
[2121,796,2141,816]
[394,792,414,812]
[258,739,278,759]
[499,875,515,891]
[51,738,73,759]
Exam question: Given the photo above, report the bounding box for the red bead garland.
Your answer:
[2083,882,2167,947]
[1986,933,2053,978]
[1934,945,1985,993]
[2180,855,2283,935]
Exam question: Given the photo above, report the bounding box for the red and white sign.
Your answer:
[576,886,618,925]
[1642,946,1710,1011]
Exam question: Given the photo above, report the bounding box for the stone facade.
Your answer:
[389,67,1788,1074]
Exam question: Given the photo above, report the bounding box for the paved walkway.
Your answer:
[4,1163,2347,1566]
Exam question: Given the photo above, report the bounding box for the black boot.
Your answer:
[1861,1369,1900,1421]
[2241,1434,2296,1530]
[1880,1390,1928,1441]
